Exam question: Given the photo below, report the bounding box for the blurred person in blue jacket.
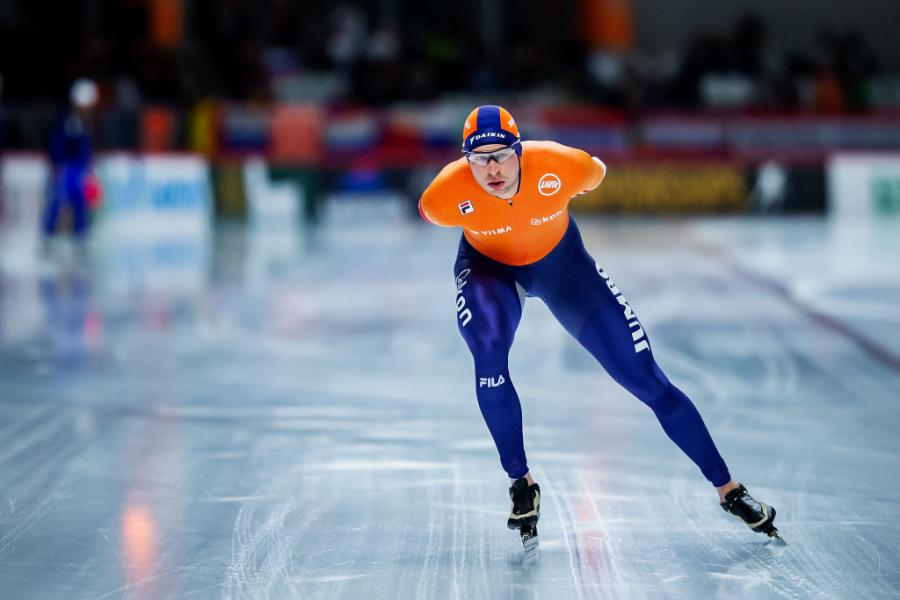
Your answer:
[44,78,100,243]
[0,73,5,151]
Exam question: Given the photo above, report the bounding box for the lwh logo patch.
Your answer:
[459,200,475,215]
[538,173,561,196]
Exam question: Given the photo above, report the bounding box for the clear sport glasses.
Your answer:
[465,145,519,166]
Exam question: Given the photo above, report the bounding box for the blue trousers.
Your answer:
[44,165,89,236]
[453,217,731,487]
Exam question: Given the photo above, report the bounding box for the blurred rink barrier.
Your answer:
[301,105,900,218]
[568,158,827,214]
[5,103,900,242]
[242,157,303,228]
[828,152,900,220]
[0,154,49,264]
[92,154,213,296]
[241,157,304,284]
[95,154,212,233]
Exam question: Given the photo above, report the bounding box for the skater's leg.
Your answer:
[534,224,731,487]
[43,168,67,237]
[453,253,528,480]
[575,306,731,487]
[68,168,89,238]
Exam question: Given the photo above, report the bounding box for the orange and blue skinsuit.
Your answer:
[419,140,604,266]
[419,137,731,487]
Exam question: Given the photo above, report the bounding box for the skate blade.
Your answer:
[766,527,786,545]
[521,527,539,559]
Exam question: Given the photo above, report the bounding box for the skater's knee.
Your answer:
[640,380,690,415]
[465,332,513,367]
[641,384,677,414]
[601,351,672,404]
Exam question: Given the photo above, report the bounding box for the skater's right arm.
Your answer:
[417,159,468,227]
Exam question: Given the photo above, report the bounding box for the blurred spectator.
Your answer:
[814,26,879,111]
[44,79,99,242]
[327,4,367,69]
[673,32,732,107]
[731,13,768,78]
[0,72,5,151]
[0,71,5,228]
[672,13,770,109]
[0,0,896,153]
[813,64,846,113]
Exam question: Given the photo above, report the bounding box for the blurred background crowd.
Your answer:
[1,0,900,233]
[2,0,899,151]
[1,0,897,108]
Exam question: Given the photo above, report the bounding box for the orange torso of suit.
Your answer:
[418,141,606,266]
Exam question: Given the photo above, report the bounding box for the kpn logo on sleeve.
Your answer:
[458,200,475,215]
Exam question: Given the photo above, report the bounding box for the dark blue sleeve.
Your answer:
[49,117,94,168]
[73,132,93,168]
[49,121,69,166]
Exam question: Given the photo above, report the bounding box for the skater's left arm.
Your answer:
[584,156,606,191]
[572,148,606,193]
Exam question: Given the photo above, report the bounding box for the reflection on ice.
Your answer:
[0,215,899,599]
[95,218,211,298]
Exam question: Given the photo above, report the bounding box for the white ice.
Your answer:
[1,210,899,599]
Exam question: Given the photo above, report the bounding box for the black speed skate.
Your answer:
[508,478,540,554]
[721,484,782,541]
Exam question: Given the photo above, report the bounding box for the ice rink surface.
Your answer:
[1,211,899,599]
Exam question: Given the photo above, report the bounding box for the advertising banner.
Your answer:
[572,161,748,213]
[828,153,900,218]
[0,154,49,252]
[96,154,213,232]
[94,154,213,296]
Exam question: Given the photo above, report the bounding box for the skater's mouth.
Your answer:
[487,179,505,189]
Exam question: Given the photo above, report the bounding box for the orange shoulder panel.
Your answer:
[417,158,478,227]
[528,141,605,193]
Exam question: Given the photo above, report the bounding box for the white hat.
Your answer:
[70,78,99,107]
